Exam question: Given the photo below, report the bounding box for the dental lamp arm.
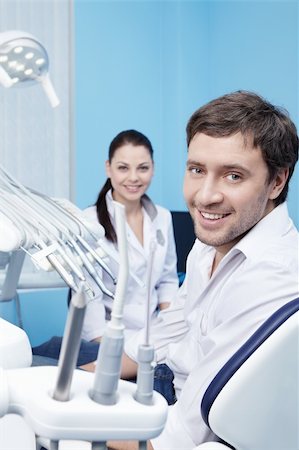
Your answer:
[40,73,60,108]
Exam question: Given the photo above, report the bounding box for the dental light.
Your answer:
[0,30,59,107]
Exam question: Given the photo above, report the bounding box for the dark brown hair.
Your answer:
[186,91,298,205]
[95,129,154,242]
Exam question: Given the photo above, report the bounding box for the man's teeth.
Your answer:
[201,212,227,220]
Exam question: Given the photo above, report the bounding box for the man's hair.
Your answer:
[186,91,298,205]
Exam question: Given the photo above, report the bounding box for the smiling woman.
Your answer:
[104,138,154,244]
[81,129,178,343]
[32,129,179,365]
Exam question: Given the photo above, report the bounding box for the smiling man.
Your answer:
[109,91,298,450]
[184,131,288,275]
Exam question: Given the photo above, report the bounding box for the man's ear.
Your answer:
[269,168,289,200]
[105,160,111,178]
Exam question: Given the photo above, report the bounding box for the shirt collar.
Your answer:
[195,202,293,271]
[232,202,292,258]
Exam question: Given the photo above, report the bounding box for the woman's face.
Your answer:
[106,143,154,204]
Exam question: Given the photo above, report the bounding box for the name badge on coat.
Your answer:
[156,229,165,246]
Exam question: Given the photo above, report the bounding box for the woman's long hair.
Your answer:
[95,130,154,242]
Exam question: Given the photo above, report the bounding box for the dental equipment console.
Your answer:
[0,165,168,450]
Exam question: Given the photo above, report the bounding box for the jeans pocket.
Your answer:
[153,363,177,405]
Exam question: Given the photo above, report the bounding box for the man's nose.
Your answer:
[195,178,224,206]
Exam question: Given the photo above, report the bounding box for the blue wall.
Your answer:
[2,0,297,345]
[75,0,298,225]
[74,1,208,212]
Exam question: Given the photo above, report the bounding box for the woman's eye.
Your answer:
[139,166,149,172]
[117,166,127,171]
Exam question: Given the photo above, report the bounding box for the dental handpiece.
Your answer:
[68,237,114,298]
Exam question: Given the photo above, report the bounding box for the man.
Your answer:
[109,90,298,449]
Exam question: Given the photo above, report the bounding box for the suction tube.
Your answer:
[90,201,128,405]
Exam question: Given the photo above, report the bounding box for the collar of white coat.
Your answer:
[105,189,158,222]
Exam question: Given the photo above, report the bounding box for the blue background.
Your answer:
[75,0,298,223]
[1,0,298,345]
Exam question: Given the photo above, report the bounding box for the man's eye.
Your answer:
[189,167,202,174]
[227,173,241,181]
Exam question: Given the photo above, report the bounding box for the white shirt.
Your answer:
[125,202,299,449]
[81,190,179,341]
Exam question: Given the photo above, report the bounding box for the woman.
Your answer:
[82,129,178,342]
[32,130,178,365]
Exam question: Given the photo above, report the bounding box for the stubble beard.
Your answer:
[191,190,271,249]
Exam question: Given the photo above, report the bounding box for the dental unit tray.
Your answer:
[0,167,167,449]
[2,366,167,443]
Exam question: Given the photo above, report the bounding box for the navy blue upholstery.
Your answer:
[171,211,195,274]
[201,298,299,428]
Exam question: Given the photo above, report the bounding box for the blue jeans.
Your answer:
[153,363,177,405]
[32,336,100,367]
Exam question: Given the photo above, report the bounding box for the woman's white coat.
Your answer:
[81,190,178,341]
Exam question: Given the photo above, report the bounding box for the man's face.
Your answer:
[183,132,280,256]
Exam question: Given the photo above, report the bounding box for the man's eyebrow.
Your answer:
[186,159,203,166]
[221,164,252,174]
[186,160,252,174]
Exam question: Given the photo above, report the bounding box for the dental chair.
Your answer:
[195,298,299,450]
[171,211,195,285]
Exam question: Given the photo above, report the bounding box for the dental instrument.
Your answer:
[0,166,115,297]
[53,283,87,402]
[0,164,116,296]
[0,172,168,450]
[90,201,128,406]
[134,240,156,406]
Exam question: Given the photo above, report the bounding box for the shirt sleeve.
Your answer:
[155,210,179,305]
[124,282,189,362]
